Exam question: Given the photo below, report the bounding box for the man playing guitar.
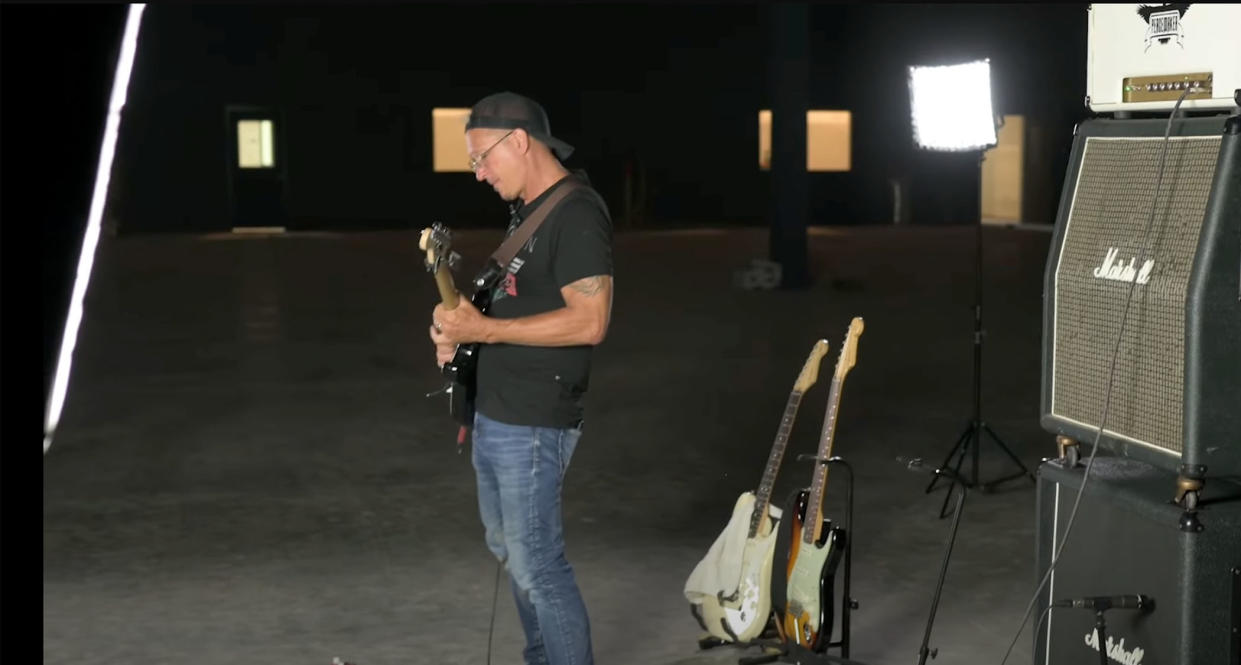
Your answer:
[428,91,614,665]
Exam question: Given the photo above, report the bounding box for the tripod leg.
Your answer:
[938,476,954,520]
[926,423,972,494]
[980,422,1036,485]
[938,432,972,519]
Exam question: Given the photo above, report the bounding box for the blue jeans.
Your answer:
[471,411,594,665]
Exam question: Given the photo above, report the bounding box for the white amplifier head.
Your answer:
[1087,3,1241,113]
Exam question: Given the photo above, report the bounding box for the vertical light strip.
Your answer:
[43,3,147,455]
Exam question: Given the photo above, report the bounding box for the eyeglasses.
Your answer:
[468,129,516,172]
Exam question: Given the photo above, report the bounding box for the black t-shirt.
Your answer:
[474,172,613,428]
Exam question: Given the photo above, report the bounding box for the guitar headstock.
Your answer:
[833,317,865,381]
[792,339,830,393]
[418,222,460,275]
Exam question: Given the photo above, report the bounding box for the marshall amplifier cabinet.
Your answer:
[1040,114,1241,492]
[1035,457,1241,665]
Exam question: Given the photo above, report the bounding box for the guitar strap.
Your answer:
[488,176,584,270]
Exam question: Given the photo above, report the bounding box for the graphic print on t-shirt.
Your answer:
[493,256,525,303]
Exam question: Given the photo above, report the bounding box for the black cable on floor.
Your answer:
[487,558,501,665]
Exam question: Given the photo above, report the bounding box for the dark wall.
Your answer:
[108,4,763,233]
[3,4,130,398]
[13,3,1088,403]
[106,4,1088,235]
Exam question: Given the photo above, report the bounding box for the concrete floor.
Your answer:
[44,225,1062,665]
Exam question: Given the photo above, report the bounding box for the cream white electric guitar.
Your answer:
[690,339,831,643]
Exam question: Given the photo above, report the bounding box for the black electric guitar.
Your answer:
[419,179,585,426]
[419,223,506,426]
[778,317,864,651]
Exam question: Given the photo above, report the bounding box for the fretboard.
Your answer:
[803,375,843,544]
[749,390,803,539]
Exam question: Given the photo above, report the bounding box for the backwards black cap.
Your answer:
[465,91,574,161]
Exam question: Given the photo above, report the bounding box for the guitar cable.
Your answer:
[486,558,501,665]
[1029,605,1054,657]
[997,85,1196,665]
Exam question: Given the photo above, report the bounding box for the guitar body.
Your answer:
[779,489,846,652]
[440,262,503,426]
[441,342,477,425]
[694,492,781,642]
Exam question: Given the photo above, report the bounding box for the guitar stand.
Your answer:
[706,637,872,665]
[696,625,786,665]
[765,456,865,665]
[697,456,862,665]
[694,456,858,665]
[760,642,874,665]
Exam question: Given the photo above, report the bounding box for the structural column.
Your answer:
[767,2,810,289]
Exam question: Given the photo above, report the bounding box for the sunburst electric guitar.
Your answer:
[778,317,864,651]
[692,339,831,643]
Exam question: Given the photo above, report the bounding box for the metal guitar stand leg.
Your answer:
[823,457,856,661]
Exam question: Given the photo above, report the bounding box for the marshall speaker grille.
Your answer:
[1051,136,1219,456]
[1042,116,1241,479]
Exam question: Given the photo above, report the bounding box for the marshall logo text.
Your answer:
[1084,629,1146,665]
[1092,247,1154,285]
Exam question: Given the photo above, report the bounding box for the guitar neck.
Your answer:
[749,390,803,539]
[434,264,460,309]
[803,375,843,544]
